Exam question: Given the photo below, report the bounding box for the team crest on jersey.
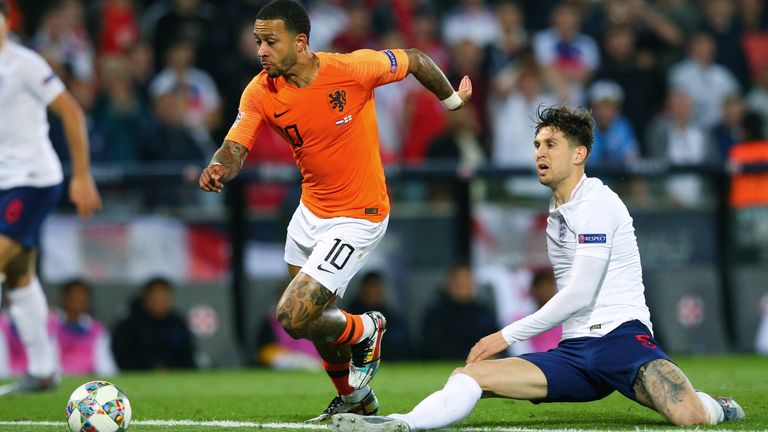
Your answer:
[328,89,347,112]
[558,215,567,241]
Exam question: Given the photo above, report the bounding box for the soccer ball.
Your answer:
[66,380,132,432]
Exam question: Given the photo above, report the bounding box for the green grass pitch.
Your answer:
[0,356,765,431]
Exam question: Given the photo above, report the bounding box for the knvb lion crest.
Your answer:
[328,89,347,112]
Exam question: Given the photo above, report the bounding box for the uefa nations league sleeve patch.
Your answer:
[578,234,607,244]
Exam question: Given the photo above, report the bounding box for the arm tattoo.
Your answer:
[211,140,249,182]
[405,48,455,100]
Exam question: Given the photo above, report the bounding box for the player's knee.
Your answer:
[275,307,307,339]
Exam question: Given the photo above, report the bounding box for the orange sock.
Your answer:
[322,360,354,396]
[333,310,365,345]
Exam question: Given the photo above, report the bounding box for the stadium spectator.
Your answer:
[29,0,94,81]
[645,89,716,207]
[149,0,216,73]
[409,6,449,71]
[346,272,411,361]
[50,279,118,376]
[711,95,747,160]
[490,59,559,171]
[307,0,348,53]
[94,0,140,56]
[594,24,665,139]
[485,0,527,78]
[92,56,153,163]
[144,88,209,163]
[699,0,750,89]
[441,0,500,48]
[668,33,740,130]
[421,263,496,360]
[746,62,768,138]
[111,277,196,370]
[149,38,222,136]
[330,2,377,53]
[587,79,639,166]
[374,31,412,164]
[532,3,600,105]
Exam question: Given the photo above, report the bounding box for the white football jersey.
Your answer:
[546,175,652,339]
[0,41,64,189]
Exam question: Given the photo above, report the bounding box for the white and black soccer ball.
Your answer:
[66,380,132,432]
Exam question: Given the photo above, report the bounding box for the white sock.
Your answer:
[354,313,376,344]
[7,277,57,377]
[389,373,482,431]
[696,392,724,424]
[341,385,370,402]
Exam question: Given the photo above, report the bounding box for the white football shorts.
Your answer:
[284,202,388,297]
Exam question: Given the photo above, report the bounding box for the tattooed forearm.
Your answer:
[211,140,249,182]
[405,48,455,100]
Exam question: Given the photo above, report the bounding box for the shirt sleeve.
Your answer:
[572,198,620,260]
[23,51,65,105]
[346,49,410,90]
[501,254,609,344]
[224,80,265,150]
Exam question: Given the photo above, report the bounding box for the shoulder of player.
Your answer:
[6,42,48,67]
[318,49,384,69]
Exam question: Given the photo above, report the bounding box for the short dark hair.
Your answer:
[256,0,311,42]
[534,105,594,156]
[0,0,7,17]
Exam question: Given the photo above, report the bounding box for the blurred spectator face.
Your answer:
[593,100,620,127]
[689,34,715,65]
[496,2,523,31]
[68,78,97,111]
[519,69,542,99]
[722,96,745,126]
[61,281,91,320]
[346,6,371,35]
[380,31,405,50]
[412,13,437,42]
[165,40,195,70]
[153,90,188,125]
[667,89,693,124]
[128,42,154,82]
[704,0,733,25]
[358,276,386,308]
[604,26,635,62]
[451,39,483,74]
[446,265,475,304]
[175,0,199,15]
[552,5,581,39]
[531,270,555,308]
[143,281,174,320]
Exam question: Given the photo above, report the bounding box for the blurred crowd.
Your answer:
[4,0,767,173]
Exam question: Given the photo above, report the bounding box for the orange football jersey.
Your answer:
[225,49,410,222]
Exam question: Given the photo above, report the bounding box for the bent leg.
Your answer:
[632,359,711,425]
[458,357,548,399]
[276,270,347,341]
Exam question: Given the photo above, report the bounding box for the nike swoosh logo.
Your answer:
[274,109,289,118]
[317,263,335,273]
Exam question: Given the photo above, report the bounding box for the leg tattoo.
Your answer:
[633,359,707,425]
[276,275,347,342]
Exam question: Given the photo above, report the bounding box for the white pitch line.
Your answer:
[0,420,758,431]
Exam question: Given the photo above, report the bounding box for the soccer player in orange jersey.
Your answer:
[198,0,471,421]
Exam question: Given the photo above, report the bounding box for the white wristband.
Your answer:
[441,92,462,111]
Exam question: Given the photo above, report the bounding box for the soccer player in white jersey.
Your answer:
[330,106,745,432]
[0,0,101,394]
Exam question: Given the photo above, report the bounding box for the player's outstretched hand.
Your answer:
[456,75,472,108]
[69,174,102,218]
[466,331,509,364]
[199,163,231,193]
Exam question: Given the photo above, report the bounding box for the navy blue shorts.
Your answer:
[0,184,63,249]
[519,320,671,403]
